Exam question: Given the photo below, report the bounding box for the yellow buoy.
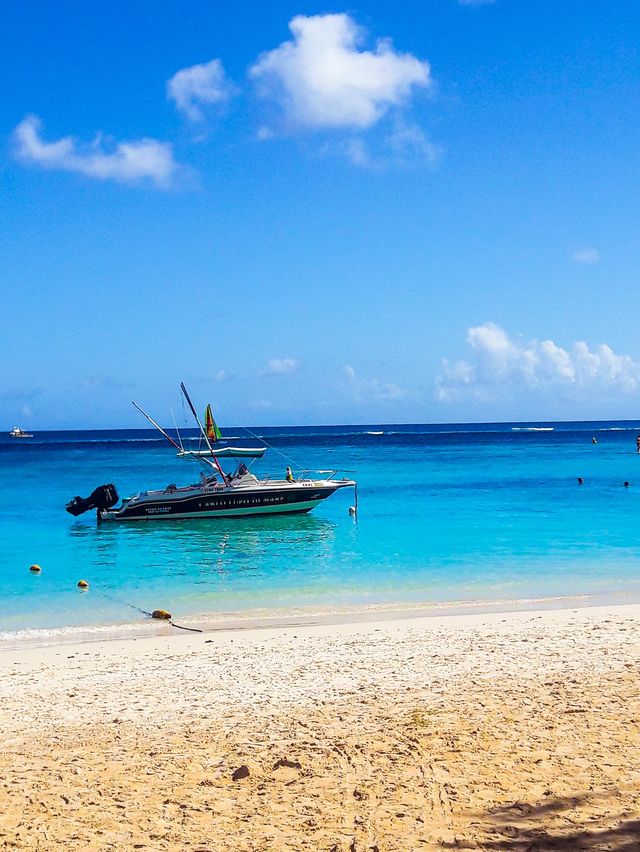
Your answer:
[29,564,41,573]
[77,580,89,589]
[152,609,172,620]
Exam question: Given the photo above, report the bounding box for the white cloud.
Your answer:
[213,369,229,382]
[167,58,237,122]
[387,120,439,162]
[250,13,431,132]
[262,358,300,376]
[256,126,276,140]
[344,365,404,402]
[343,137,372,167]
[13,115,182,188]
[436,322,640,402]
[458,0,495,7]
[572,246,600,265]
[336,120,440,169]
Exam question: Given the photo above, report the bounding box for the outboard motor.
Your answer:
[66,483,119,517]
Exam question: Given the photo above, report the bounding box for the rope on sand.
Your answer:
[169,622,203,633]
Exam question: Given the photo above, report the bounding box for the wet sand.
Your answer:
[1,604,639,850]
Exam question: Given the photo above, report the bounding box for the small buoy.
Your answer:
[29,564,41,573]
[152,609,172,620]
[77,579,89,589]
[348,506,357,516]
[624,481,630,488]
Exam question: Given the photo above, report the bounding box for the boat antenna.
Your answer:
[180,382,228,483]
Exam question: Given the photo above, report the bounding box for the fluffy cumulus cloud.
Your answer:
[167,58,237,122]
[436,323,640,402]
[249,13,431,132]
[262,357,300,377]
[344,366,404,402]
[13,115,181,188]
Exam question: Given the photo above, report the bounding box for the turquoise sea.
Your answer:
[2,421,640,640]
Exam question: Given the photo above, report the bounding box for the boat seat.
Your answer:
[164,484,177,493]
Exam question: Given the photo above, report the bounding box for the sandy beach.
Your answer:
[1,604,639,850]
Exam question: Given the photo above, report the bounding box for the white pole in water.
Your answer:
[349,483,358,518]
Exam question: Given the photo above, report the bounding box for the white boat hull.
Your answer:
[99,477,354,522]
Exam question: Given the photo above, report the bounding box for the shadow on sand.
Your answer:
[451,793,640,850]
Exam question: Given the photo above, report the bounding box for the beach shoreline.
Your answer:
[2,589,639,651]
[1,598,639,672]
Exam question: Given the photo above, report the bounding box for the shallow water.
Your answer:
[2,421,640,639]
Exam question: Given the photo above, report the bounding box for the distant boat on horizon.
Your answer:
[9,426,33,439]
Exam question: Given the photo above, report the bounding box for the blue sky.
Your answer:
[2,0,639,428]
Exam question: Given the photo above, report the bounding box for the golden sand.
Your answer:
[1,606,639,850]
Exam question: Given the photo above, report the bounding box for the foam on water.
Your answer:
[511,427,555,432]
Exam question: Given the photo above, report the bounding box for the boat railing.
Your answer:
[256,469,354,485]
[287,468,356,481]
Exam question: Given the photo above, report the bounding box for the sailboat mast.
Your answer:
[180,383,228,482]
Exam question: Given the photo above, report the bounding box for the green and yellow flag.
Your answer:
[204,404,222,442]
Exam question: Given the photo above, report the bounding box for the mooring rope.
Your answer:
[79,586,203,633]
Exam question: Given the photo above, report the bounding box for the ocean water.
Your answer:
[2,421,640,640]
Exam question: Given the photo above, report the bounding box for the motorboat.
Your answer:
[66,468,355,522]
[66,385,356,522]
[9,426,33,438]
